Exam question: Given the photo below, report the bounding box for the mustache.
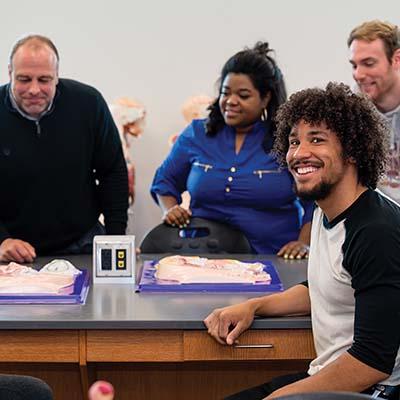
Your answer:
[288,160,323,169]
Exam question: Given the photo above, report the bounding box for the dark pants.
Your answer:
[224,372,400,400]
[225,372,309,400]
[0,375,53,400]
[53,221,106,255]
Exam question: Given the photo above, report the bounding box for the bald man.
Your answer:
[0,35,128,262]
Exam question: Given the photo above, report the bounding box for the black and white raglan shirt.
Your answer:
[307,189,400,385]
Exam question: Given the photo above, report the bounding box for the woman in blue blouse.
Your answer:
[151,42,313,257]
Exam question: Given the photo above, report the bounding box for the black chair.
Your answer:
[140,217,252,254]
[0,374,53,400]
[277,384,400,400]
[274,392,383,400]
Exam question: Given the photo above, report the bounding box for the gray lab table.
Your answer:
[0,254,313,400]
[0,254,310,330]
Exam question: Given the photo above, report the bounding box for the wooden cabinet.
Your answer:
[85,329,315,363]
[0,329,315,399]
[0,330,80,362]
[86,330,183,362]
[184,330,315,361]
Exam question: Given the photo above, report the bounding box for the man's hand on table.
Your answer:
[0,238,36,263]
[204,301,257,345]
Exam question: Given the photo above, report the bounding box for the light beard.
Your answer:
[294,181,335,201]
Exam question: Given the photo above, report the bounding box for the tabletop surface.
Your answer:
[0,254,310,330]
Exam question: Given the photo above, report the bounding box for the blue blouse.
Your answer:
[151,119,314,254]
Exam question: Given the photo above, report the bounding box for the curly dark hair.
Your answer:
[205,41,287,153]
[273,82,389,188]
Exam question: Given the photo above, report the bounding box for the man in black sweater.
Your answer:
[0,34,128,262]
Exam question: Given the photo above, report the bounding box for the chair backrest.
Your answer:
[0,374,53,400]
[140,217,252,254]
[275,392,374,400]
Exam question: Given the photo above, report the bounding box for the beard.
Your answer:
[294,180,335,201]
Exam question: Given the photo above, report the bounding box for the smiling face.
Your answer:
[219,73,270,131]
[9,43,58,118]
[286,120,355,202]
[349,38,400,106]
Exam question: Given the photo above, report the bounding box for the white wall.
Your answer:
[1,0,398,243]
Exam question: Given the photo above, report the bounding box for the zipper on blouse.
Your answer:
[253,169,280,179]
[193,161,213,172]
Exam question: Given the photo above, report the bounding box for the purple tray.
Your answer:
[0,269,90,304]
[138,260,283,292]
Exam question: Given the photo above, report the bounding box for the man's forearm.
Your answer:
[267,352,389,399]
[0,222,10,245]
[249,284,311,318]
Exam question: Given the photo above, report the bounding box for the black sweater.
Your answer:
[0,79,128,254]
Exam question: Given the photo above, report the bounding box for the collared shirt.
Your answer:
[8,85,53,121]
[384,103,400,145]
[151,119,314,254]
[379,104,400,203]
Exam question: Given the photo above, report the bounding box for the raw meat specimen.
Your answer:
[155,255,271,284]
[0,260,81,294]
[40,259,81,276]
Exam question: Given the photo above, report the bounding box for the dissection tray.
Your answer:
[138,260,283,292]
[0,269,90,304]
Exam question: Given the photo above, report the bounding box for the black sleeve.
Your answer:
[344,222,400,374]
[299,280,309,288]
[0,223,10,245]
[92,93,128,235]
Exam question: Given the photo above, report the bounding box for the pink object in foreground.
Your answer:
[88,381,114,400]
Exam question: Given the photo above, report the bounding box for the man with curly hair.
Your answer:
[348,20,400,202]
[204,83,400,400]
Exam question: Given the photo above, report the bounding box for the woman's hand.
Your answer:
[277,241,309,259]
[163,205,192,228]
[278,222,311,259]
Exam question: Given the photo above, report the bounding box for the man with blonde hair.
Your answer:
[348,20,400,202]
[0,35,128,262]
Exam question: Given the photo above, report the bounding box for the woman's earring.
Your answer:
[261,108,268,121]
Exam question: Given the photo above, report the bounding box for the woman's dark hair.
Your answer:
[273,82,389,188]
[205,42,287,153]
